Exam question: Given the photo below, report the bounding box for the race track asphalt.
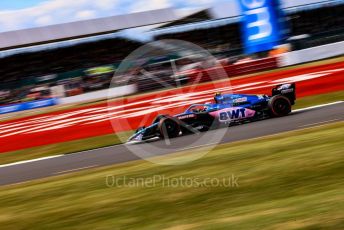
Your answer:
[0,102,343,186]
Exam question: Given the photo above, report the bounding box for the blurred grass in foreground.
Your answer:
[0,122,343,229]
[0,90,343,165]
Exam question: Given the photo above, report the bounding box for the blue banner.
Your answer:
[0,98,58,114]
[238,0,286,54]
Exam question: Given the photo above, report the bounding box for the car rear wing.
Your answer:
[272,83,296,105]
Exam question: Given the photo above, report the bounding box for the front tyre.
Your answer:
[268,95,291,117]
[158,117,181,139]
[153,114,167,124]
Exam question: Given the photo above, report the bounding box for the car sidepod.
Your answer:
[209,107,256,123]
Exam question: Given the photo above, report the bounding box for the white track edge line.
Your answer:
[53,165,98,175]
[0,155,63,168]
[299,118,340,128]
[292,101,343,113]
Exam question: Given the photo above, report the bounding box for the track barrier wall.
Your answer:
[137,57,279,92]
[0,98,58,114]
[185,57,278,85]
[59,84,137,104]
[279,41,344,67]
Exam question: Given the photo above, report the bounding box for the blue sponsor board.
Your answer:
[238,0,286,54]
[0,98,58,114]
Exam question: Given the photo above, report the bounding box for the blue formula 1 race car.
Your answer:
[127,83,296,143]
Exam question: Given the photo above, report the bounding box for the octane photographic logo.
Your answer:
[107,39,232,165]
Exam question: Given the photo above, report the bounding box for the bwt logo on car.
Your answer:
[219,108,246,121]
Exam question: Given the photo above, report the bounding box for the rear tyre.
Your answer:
[158,117,180,139]
[268,95,291,117]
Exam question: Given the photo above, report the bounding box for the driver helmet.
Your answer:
[214,92,224,103]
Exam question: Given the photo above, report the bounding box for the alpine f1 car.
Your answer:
[127,83,296,143]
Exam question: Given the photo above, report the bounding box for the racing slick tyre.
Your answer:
[153,114,167,124]
[268,95,291,117]
[158,117,181,139]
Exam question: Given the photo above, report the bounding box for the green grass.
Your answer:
[293,90,344,110]
[0,122,343,229]
[0,90,343,165]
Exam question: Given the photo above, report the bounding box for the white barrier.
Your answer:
[59,84,137,104]
[279,41,344,67]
